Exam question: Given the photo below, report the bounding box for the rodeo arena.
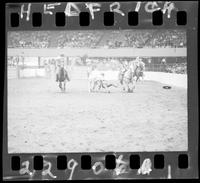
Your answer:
[7,30,187,153]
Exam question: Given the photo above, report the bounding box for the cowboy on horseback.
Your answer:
[118,60,136,93]
[56,62,70,91]
[133,57,145,81]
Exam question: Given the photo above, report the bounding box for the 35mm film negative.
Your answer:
[2,1,199,180]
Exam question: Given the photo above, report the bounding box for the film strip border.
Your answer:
[4,1,199,180]
[4,152,190,180]
[6,1,195,30]
[9,9,187,27]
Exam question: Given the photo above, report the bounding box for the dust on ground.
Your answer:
[8,78,188,153]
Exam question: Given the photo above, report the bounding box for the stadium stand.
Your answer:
[8,30,186,49]
[7,30,187,75]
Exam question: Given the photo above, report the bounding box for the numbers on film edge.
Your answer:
[10,154,189,179]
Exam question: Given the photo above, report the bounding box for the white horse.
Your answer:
[119,63,137,93]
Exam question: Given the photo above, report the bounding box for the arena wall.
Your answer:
[8,67,187,89]
[19,68,46,77]
[7,68,46,79]
[144,72,187,89]
[8,68,18,79]
[97,71,187,88]
[7,47,187,88]
[8,48,186,57]
[73,68,187,89]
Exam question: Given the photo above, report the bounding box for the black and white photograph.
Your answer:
[7,29,187,153]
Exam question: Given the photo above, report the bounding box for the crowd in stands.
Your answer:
[165,63,187,74]
[56,31,102,48]
[124,31,153,48]
[8,30,186,49]
[8,31,51,48]
[145,30,186,48]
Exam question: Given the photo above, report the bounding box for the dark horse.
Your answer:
[56,66,70,91]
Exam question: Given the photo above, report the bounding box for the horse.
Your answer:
[119,67,136,93]
[56,66,70,92]
[133,62,145,82]
[118,60,145,92]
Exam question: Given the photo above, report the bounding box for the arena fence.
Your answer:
[8,48,186,57]
[144,72,187,89]
[7,48,187,87]
[7,66,187,89]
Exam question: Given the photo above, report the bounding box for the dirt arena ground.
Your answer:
[8,77,188,153]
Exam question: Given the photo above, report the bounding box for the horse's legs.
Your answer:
[126,82,130,92]
[123,83,126,91]
[128,82,131,93]
[96,80,102,92]
[124,82,128,92]
[88,79,94,93]
[92,80,96,92]
[123,81,126,92]
[104,83,109,93]
[107,83,117,88]
[98,81,102,91]
[142,73,144,81]
[120,80,125,91]
[88,80,90,92]
[132,79,136,91]
[59,82,62,90]
[61,82,64,91]
[101,81,109,93]
[88,80,91,93]
[63,80,66,91]
[130,82,134,92]
[135,75,139,82]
